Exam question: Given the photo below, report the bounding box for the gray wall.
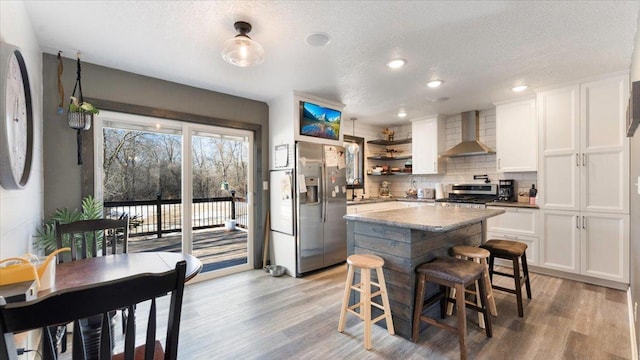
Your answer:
[42,53,269,267]
[630,11,640,352]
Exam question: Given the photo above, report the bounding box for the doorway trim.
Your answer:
[87,98,263,280]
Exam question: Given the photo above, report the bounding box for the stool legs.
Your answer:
[339,262,394,350]
[486,252,532,317]
[454,283,467,360]
[375,267,395,336]
[338,264,355,332]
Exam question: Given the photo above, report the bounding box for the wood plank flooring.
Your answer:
[62,264,630,359]
[169,265,631,360]
[127,228,248,272]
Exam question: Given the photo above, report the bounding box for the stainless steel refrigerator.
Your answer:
[295,141,347,276]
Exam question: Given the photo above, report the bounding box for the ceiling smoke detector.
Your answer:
[305,33,331,47]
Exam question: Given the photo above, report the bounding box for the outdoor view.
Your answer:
[102,125,250,272]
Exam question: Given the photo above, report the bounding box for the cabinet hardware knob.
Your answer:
[576,215,580,229]
[582,215,586,229]
[582,153,586,166]
[576,153,579,167]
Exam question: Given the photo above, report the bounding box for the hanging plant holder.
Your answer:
[67,53,98,165]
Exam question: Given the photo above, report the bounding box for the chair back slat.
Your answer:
[0,261,186,360]
[55,218,129,263]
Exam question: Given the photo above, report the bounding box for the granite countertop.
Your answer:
[486,201,539,209]
[344,206,505,232]
[347,197,436,205]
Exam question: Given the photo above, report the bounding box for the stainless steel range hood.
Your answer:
[441,110,495,157]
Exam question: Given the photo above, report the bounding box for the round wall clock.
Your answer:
[0,43,33,190]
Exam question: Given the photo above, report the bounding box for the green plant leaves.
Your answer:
[33,196,104,254]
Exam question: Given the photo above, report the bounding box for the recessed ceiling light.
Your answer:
[386,59,406,69]
[427,80,443,88]
[512,85,528,92]
[305,32,331,47]
[397,111,407,118]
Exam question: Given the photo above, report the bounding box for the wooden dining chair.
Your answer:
[0,260,187,360]
[55,217,129,263]
[54,217,130,358]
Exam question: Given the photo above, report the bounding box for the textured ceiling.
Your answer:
[23,1,640,126]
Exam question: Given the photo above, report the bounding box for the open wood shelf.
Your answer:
[366,138,412,146]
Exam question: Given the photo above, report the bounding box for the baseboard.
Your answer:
[629,288,639,360]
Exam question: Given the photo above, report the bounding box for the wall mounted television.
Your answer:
[299,101,342,141]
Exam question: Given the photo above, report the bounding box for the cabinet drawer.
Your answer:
[486,232,538,267]
[486,207,539,236]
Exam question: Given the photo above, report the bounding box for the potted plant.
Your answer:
[67,96,99,130]
[33,195,103,254]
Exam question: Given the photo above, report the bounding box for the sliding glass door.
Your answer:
[95,111,254,276]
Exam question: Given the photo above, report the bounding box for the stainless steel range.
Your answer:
[435,184,498,208]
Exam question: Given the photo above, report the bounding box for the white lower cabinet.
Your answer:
[540,210,629,283]
[486,206,539,266]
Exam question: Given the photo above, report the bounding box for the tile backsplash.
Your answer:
[349,109,537,202]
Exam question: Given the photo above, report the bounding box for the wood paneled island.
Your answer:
[344,206,504,340]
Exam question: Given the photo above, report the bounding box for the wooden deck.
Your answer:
[127,227,248,272]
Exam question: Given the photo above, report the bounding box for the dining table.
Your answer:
[38,251,203,298]
[7,251,202,351]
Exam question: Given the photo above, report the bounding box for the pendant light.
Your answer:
[346,117,360,154]
[221,21,264,67]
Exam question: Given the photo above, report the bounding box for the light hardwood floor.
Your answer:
[170,264,631,360]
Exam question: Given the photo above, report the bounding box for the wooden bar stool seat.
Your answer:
[338,254,395,350]
[480,239,532,317]
[412,257,492,360]
[447,246,498,329]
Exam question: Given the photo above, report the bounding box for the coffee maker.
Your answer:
[498,179,516,202]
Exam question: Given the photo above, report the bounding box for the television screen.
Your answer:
[299,101,341,140]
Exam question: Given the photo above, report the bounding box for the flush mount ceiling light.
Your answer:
[386,58,406,69]
[512,85,528,92]
[221,21,264,67]
[397,110,407,118]
[426,80,444,88]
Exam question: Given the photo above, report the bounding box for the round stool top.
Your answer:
[452,245,490,259]
[481,239,527,256]
[347,254,385,269]
[416,257,484,284]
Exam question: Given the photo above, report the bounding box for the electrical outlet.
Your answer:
[263,181,269,191]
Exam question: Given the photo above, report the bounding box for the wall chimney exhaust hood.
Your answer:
[441,110,495,157]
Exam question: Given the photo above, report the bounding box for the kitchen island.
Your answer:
[344,206,505,340]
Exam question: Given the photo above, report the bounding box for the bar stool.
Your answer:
[412,257,492,360]
[338,254,394,350]
[447,246,498,329]
[480,239,532,317]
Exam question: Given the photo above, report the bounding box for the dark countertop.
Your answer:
[486,201,539,209]
[344,206,505,232]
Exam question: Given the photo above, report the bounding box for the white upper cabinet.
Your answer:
[411,115,445,174]
[495,98,537,172]
[537,74,629,213]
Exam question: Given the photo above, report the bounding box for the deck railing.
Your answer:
[104,195,248,238]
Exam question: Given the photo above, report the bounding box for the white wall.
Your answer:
[0,1,43,258]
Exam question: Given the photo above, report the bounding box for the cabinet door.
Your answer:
[411,116,444,174]
[580,76,629,213]
[496,99,537,172]
[486,207,538,236]
[539,210,580,273]
[538,86,580,210]
[580,212,629,282]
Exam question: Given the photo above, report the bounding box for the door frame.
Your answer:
[90,100,261,280]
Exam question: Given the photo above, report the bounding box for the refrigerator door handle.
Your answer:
[322,162,327,223]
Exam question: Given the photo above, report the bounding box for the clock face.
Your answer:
[6,53,28,181]
[0,44,33,190]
